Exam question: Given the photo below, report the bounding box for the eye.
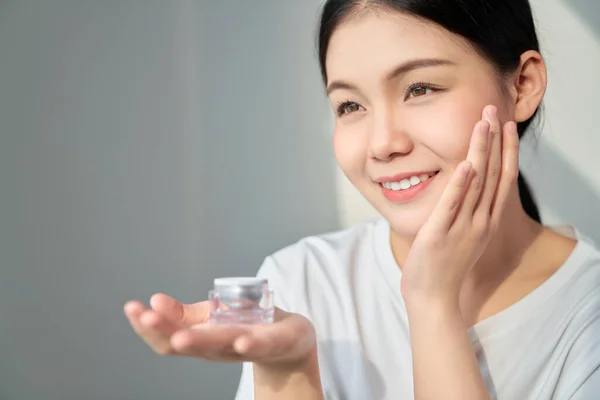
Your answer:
[410,86,430,97]
[336,101,363,116]
[405,82,439,100]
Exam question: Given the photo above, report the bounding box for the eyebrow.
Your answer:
[326,58,455,95]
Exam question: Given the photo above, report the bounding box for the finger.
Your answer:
[426,160,473,233]
[457,119,491,219]
[170,324,250,361]
[150,293,212,325]
[124,300,149,336]
[491,121,519,226]
[475,105,502,215]
[233,312,315,362]
[232,310,294,357]
[136,309,183,355]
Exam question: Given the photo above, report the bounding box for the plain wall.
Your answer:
[0,1,338,399]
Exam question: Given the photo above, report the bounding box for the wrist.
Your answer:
[403,292,462,322]
[400,275,463,307]
[252,345,323,400]
[403,288,460,309]
[253,343,320,382]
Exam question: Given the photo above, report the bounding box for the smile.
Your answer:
[380,171,438,191]
[378,171,439,203]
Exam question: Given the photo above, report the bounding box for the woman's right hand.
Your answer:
[123,293,317,367]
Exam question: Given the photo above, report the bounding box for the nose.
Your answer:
[368,108,414,161]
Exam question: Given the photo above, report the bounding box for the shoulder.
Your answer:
[255,217,387,309]
[261,217,383,271]
[546,225,600,318]
[565,226,600,289]
[542,225,600,290]
[556,280,600,397]
[552,227,600,391]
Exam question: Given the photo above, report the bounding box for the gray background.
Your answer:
[1,0,598,399]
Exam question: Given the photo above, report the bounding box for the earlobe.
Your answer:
[513,50,547,123]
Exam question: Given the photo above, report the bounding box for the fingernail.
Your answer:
[487,105,497,118]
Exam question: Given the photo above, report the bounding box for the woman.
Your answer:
[124,1,600,398]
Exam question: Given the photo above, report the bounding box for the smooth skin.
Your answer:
[125,10,577,400]
[123,295,323,399]
[326,11,576,400]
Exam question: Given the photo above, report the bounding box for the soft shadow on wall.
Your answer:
[564,0,600,38]
[520,0,600,243]
[520,138,600,242]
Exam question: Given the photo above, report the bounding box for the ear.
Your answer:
[511,50,547,123]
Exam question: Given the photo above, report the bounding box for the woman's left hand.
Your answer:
[400,104,519,304]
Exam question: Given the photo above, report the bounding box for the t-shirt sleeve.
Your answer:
[234,254,294,400]
[562,312,600,399]
[569,367,600,399]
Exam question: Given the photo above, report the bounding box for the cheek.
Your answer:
[333,125,367,179]
[416,90,504,165]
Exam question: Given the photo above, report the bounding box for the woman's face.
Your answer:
[325,11,515,236]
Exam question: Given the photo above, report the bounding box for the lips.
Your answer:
[378,171,439,202]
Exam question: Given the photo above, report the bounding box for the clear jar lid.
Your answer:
[212,277,268,307]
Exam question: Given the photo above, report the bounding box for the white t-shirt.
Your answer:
[235,217,600,400]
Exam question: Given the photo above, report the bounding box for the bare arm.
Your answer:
[406,298,489,400]
[253,346,324,400]
[399,106,517,400]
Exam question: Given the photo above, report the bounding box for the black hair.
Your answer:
[317,0,542,222]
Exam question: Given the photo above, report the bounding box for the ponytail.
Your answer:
[516,105,542,223]
[517,171,541,223]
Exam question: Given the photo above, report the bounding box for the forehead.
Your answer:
[325,10,476,81]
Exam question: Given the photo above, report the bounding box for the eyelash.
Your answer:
[335,81,440,117]
[336,100,359,116]
[404,81,439,100]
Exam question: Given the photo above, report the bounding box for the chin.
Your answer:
[383,208,431,239]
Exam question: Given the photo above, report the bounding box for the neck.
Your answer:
[390,187,544,307]
[459,194,543,308]
[467,192,543,285]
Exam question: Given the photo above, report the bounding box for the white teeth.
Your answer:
[381,173,436,191]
